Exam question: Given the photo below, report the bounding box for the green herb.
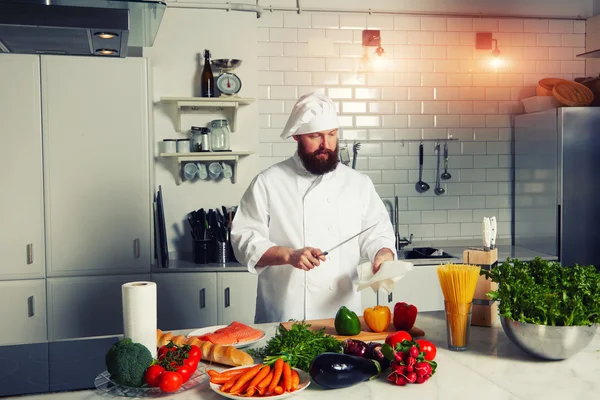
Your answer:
[481,257,600,326]
[247,321,342,371]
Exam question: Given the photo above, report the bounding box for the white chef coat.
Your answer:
[231,152,396,324]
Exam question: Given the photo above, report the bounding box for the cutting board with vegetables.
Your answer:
[280,317,425,341]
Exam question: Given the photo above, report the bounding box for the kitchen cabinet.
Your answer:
[41,56,151,276]
[154,273,218,331]
[0,279,47,345]
[152,271,258,331]
[46,274,150,341]
[377,266,444,312]
[218,272,258,326]
[0,54,45,280]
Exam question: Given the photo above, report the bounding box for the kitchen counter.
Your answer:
[152,245,557,271]
[10,312,599,400]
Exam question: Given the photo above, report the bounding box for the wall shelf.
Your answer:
[160,97,255,133]
[160,151,253,185]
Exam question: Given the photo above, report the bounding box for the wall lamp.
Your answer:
[362,29,385,57]
[476,32,502,68]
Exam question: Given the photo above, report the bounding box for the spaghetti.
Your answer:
[437,263,481,349]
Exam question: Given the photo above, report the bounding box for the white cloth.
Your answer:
[280,92,339,140]
[231,153,396,324]
[354,260,414,294]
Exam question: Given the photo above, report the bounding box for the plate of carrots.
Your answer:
[207,358,310,399]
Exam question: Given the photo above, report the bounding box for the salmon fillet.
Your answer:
[196,321,264,345]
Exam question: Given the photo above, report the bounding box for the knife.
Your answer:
[490,216,497,250]
[482,217,491,251]
[321,223,377,256]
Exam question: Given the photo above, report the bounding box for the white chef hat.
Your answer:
[280,92,339,140]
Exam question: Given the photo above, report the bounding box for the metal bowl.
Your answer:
[211,59,242,70]
[500,317,598,360]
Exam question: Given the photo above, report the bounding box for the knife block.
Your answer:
[463,248,498,327]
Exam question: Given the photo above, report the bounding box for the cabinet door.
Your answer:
[0,279,47,345]
[0,55,45,280]
[153,273,218,331]
[41,56,151,276]
[47,274,150,340]
[218,272,258,325]
[378,266,445,312]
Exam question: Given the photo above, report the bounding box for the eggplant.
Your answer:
[309,352,381,389]
[364,342,391,370]
[342,338,369,358]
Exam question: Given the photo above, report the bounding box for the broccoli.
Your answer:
[105,338,153,387]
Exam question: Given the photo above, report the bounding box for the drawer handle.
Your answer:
[199,288,206,309]
[134,239,140,259]
[388,292,393,303]
[224,287,230,308]
[27,243,33,264]
[28,296,35,317]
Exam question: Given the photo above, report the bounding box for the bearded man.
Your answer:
[231,92,396,324]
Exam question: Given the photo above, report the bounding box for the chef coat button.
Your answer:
[327,198,332,203]
[328,226,334,231]
[328,285,333,290]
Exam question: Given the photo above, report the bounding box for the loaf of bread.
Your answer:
[156,329,254,367]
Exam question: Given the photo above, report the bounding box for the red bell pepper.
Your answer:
[393,302,418,331]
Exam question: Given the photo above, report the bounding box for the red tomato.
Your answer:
[175,365,193,383]
[159,371,183,393]
[158,346,177,359]
[144,365,165,387]
[385,331,413,349]
[187,345,202,362]
[416,339,437,361]
[183,357,199,371]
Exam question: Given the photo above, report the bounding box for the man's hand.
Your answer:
[288,247,326,271]
[373,248,395,274]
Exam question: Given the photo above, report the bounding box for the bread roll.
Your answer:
[156,330,254,367]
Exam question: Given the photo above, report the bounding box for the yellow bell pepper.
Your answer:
[363,305,391,333]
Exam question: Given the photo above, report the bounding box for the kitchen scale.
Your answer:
[212,59,243,97]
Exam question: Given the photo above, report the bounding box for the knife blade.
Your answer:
[490,216,497,250]
[482,217,491,251]
[321,223,377,256]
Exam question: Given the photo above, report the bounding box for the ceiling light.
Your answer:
[94,32,119,40]
[95,49,118,56]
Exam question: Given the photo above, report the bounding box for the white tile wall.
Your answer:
[257,13,585,242]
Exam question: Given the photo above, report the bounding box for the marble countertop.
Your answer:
[152,245,557,271]
[13,312,599,400]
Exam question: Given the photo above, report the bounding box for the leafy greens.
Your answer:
[247,321,342,371]
[482,257,600,326]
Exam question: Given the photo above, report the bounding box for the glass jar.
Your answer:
[209,119,230,151]
[190,126,210,152]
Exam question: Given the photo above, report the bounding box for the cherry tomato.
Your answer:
[187,345,202,362]
[416,339,437,361]
[158,346,177,359]
[144,364,165,387]
[385,331,413,349]
[175,365,193,382]
[159,371,183,393]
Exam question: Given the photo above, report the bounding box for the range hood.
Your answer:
[0,0,166,57]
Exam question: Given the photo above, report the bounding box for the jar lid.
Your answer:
[163,139,177,141]
[210,119,229,127]
[191,126,203,131]
[177,138,190,142]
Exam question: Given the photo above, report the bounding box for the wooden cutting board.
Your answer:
[280,317,425,341]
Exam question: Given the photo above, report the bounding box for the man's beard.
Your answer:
[297,141,339,175]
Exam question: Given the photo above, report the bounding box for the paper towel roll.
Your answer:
[122,281,157,358]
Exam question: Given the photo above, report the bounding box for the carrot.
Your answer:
[273,386,284,395]
[256,371,274,396]
[229,364,262,394]
[267,358,284,395]
[209,368,249,384]
[282,362,292,392]
[244,365,270,396]
[291,370,300,391]
[220,375,240,392]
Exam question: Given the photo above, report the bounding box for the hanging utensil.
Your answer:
[339,142,351,166]
[441,142,452,180]
[415,143,430,193]
[351,141,361,170]
[434,143,445,196]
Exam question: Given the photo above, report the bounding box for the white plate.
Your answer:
[187,325,266,349]
[208,364,310,400]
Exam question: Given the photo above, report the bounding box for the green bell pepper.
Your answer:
[334,306,361,336]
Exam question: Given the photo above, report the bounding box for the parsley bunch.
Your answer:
[482,257,600,326]
[247,321,342,371]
